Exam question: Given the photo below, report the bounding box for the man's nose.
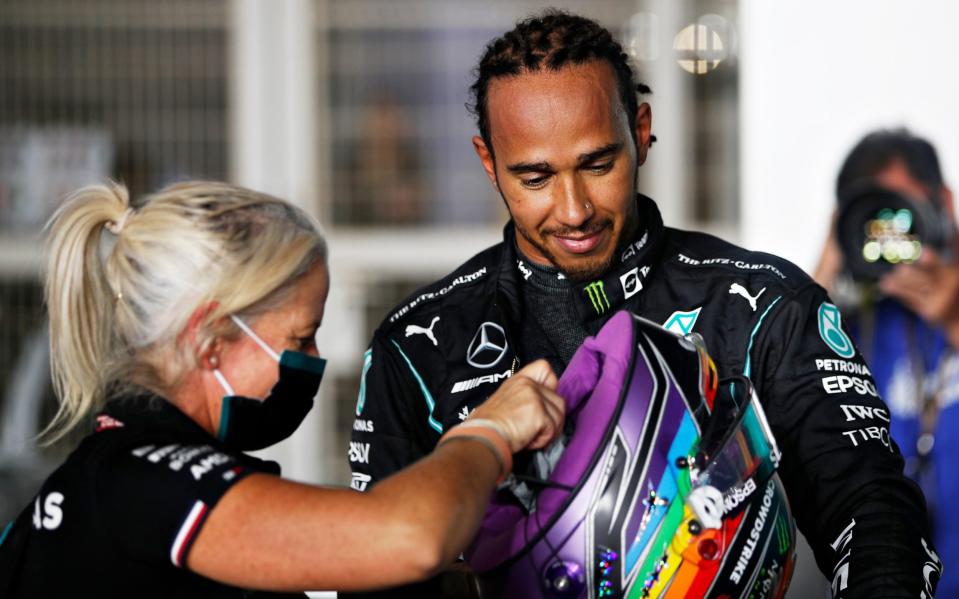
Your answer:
[553,174,594,227]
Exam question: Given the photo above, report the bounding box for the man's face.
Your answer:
[874,159,935,204]
[872,158,955,222]
[473,61,652,281]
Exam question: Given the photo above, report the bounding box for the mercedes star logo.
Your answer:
[466,322,509,368]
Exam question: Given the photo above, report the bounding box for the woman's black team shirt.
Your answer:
[0,395,303,598]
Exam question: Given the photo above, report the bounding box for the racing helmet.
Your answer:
[466,310,796,598]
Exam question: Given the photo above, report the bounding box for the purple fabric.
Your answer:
[467,311,635,572]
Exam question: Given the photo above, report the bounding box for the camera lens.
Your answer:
[860,208,922,265]
[836,184,944,281]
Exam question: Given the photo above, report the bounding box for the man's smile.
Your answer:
[551,226,608,254]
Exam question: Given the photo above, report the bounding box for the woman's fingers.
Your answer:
[469,361,567,453]
[517,358,558,388]
[525,387,566,450]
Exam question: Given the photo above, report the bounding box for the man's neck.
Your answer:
[513,238,572,292]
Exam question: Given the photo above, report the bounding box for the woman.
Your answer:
[0,181,565,596]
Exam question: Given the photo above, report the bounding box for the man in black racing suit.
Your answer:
[349,11,941,598]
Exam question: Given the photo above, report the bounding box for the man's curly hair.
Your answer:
[468,10,652,157]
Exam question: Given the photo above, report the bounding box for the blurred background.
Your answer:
[1,0,957,596]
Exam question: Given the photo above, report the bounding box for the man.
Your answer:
[351,11,939,597]
[814,128,957,596]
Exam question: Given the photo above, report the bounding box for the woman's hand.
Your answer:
[467,359,566,453]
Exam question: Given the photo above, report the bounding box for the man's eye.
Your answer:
[587,161,614,174]
[521,175,550,188]
[297,336,317,351]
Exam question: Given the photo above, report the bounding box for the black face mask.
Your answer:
[213,316,326,451]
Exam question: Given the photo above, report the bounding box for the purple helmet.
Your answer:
[466,311,796,598]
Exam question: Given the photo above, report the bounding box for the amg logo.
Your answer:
[451,369,511,394]
[190,452,232,481]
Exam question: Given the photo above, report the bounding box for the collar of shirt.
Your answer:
[99,395,210,438]
[501,194,665,325]
[98,395,283,474]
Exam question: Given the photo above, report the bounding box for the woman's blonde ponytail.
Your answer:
[42,182,131,442]
[40,180,325,443]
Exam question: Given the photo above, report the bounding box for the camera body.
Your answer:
[836,183,951,281]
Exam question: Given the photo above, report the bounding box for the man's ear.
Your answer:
[472,135,499,191]
[635,102,652,166]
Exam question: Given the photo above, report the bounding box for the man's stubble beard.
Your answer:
[501,188,639,284]
[514,220,615,282]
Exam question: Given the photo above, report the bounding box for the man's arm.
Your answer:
[751,284,940,598]
[349,331,438,490]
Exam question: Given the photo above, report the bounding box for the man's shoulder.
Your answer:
[662,227,817,295]
[375,241,505,335]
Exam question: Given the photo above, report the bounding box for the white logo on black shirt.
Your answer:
[405,316,441,346]
[32,492,64,530]
[349,442,370,464]
[729,283,766,311]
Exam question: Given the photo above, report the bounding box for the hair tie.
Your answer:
[106,207,135,235]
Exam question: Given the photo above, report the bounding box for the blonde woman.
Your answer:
[0,182,565,597]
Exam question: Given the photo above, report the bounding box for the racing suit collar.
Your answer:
[501,194,665,325]
[511,240,573,290]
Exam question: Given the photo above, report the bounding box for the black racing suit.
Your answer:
[349,195,940,598]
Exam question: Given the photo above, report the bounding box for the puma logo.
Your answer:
[729,283,766,312]
[405,316,440,346]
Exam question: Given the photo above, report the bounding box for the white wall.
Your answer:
[739,0,959,273]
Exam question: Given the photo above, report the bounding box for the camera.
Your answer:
[835,183,951,281]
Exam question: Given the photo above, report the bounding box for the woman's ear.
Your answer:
[198,337,222,371]
[178,301,222,368]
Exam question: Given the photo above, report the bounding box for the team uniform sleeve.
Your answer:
[348,331,437,491]
[750,284,940,598]
[93,439,259,570]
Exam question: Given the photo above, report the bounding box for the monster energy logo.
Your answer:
[584,281,611,314]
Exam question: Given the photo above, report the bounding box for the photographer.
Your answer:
[814,128,957,595]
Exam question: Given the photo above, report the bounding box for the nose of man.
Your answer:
[553,174,594,229]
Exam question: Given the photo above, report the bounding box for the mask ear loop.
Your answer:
[213,369,236,396]
[230,314,281,362]
[211,315,280,396]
